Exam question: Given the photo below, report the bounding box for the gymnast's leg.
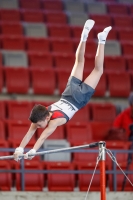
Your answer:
[84,26,112,89]
[70,19,95,81]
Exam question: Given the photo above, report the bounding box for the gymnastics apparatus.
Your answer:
[0,141,133,200]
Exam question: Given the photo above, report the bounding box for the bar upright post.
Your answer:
[99,141,106,200]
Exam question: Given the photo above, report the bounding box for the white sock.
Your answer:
[98,26,112,44]
[81,19,95,42]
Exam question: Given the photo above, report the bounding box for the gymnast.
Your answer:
[13,19,112,161]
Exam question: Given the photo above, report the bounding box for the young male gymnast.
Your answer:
[13,19,112,161]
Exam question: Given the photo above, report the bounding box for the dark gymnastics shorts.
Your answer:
[61,76,95,110]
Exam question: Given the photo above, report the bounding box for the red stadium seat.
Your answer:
[54,53,74,69]
[44,11,67,24]
[0,68,3,92]
[71,26,94,40]
[48,24,71,38]
[90,103,116,122]
[112,15,133,28]
[56,69,70,94]
[50,38,75,53]
[77,162,101,191]
[93,74,106,97]
[19,0,41,10]
[84,72,106,97]
[21,10,44,23]
[0,121,6,140]
[7,119,34,143]
[84,55,95,72]
[90,14,113,27]
[107,3,129,15]
[46,162,75,191]
[129,5,133,14]
[5,67,30,94]
[1,36,25,50]
[107,72,131,97]
[30,68,56,95]
[26,38,50,52]
[37,125,65,139]
[0,161,11,191]
[28,52,53,68]
[121,42,133,56]
[104,56,126,72]
[0,140,9,157]
[71,106,90,122]
[32,100,55,107]
[0,9,21,22]
[74,39,96,56]
[94,27,117,40]
[90,121,113,140]
[108,163,133,191]
[42,0,63,11]
[126,57,133,71]
[85,40,97,56]
[106,141,130,167]
[118,29,133,42]
[0,22,23,36]
[73,143,97,164]
[0,101,6,119]
[15,161,44,191]
[66,122,92,144]
[7,101,32,120]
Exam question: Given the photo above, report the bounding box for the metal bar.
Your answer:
[0,142,99,160]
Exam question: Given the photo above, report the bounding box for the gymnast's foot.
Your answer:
[81,19,95,42]
[98,26,112,44]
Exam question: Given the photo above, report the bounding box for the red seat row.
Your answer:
[0,160,133,191]
[19,0,64,11]
[0,100,117,121]
[0,67,132,97]
[0,10,67,24]
[0,19,133,41]
[0,120,124,145]
[0,120,112,144]
[1,51,133,72]
[5,0,132,16]
[0,100,117,143]
[0,23,133,42]
[0,37,133,58]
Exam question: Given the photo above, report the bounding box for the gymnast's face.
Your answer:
[36,117,50,128]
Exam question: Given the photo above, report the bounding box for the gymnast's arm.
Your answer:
[34,121,57,151]
[13,123,37,161]
[24,121,57,159]
[20,123,37,148]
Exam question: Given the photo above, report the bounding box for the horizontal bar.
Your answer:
[0,148,132,153]
[0,142,99,160]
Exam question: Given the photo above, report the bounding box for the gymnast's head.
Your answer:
[29,104,50,128]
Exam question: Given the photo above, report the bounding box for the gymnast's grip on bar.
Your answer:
[14,122,57,161]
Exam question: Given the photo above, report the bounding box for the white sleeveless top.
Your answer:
[50,98,78,120]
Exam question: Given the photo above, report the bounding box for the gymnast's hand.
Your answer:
[13,147,24,162]
[24,149,36,160]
